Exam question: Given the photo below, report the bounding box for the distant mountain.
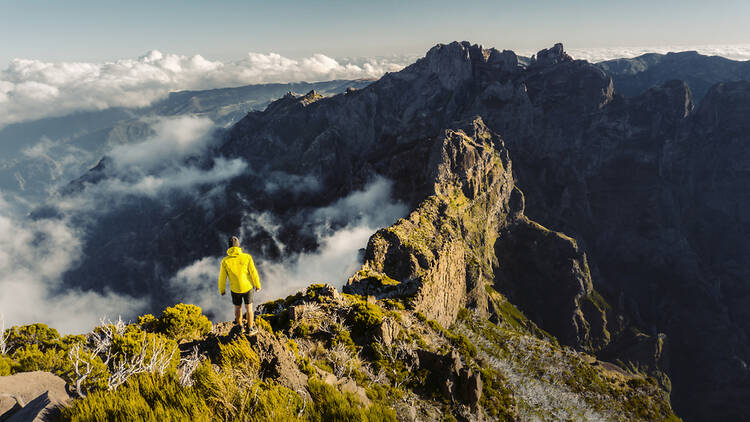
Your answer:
[597,50,750,100]
[0,79,372,204]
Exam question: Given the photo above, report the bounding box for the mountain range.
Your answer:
[7,42,750,421]
[0,79,372,205]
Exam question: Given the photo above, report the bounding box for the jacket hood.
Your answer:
[226,246,242,256]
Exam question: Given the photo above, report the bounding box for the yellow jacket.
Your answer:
[218,247,261,294]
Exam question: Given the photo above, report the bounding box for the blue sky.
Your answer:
[1,0,748,66]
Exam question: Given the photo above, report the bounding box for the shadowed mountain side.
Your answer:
[597,50,750,101]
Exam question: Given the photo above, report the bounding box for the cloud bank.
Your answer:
[170,177,408,322]
[54,115,247,208]
[557,44,750,63]
[0,193,146,333]
[0,51,408,129]
[0,114,248,333]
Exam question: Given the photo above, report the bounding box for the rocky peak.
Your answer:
[259,90,324,116]
[530,42,572,67]
[486,48,520,73]
[415,41,520,89]
[418,41,476,89]
[345,116,515,325]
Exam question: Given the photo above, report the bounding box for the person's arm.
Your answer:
[218,260,227,295]
[247,254,261,291]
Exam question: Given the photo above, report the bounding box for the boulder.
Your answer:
[0,371,70,421]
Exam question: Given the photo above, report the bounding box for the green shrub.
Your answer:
[381,299,405,311]
[218,337,260,375]
[294,322,313,338]
[10,344,69,374]
[330,328,356,351]
[255,315,273,333]
[248,380,306,421]
[442,411,459,422]
[307,379,397,422]
[65,349,110,394]
[5,323,61,353]
[299,356,316,377]
[349,300,384,334]
[141,304,212,342]
[109,326,180,374]
[456,308,471,321]
[60,373,212,422]
[0,356,12,376]
[479,368,517,420]
[137,314,158,330]
[425,318,477,360]
[306,284,327,299]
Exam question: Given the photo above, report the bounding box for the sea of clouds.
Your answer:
[529,44,750,63]
[0,51,408,130]
[0,115,248,332]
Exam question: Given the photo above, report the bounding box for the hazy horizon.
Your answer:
[2,0,748,67]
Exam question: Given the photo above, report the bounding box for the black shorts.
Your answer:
[231,289,254,306]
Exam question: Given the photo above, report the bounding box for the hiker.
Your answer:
[218,236,261,332]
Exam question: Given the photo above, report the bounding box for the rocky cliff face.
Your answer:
[343,117,620,357]
[345,118,515,327]
[58,41,750,421]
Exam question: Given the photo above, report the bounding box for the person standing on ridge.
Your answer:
[218,236,261,333]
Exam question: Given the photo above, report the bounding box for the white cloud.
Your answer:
[264,171,322,195]
[89,157,246,199]
[52,115,248,206]
[0,51,408,129]
[109,115,216,171]
[0,193,146,334]
[168,256,228,322]
[170,177,408,322]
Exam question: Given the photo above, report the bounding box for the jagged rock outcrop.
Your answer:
[345,118,515,326]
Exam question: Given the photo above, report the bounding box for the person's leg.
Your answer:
[244,303,253,328]
[231,292,243,327]
[234,305,242,326]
